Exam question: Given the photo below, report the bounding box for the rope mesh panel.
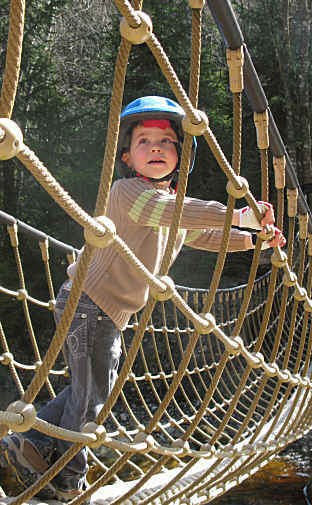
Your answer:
[0,1,312,504]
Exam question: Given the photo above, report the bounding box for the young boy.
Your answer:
[0,96,286,500]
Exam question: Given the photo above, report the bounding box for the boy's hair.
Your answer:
[116,96,197,179]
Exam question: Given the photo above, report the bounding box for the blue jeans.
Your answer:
[24,280,122,479]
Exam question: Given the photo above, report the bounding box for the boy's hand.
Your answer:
[238,201,274,230]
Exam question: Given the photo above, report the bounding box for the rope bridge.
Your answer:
[0,0,312,503]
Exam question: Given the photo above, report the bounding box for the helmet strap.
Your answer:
[135,166,178,184]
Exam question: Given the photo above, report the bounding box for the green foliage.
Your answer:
[1,0,310,381]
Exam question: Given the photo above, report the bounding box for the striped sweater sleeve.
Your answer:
[116,178,230,230]
[183,228,251,252]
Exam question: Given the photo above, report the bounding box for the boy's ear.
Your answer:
[121,152,131,167]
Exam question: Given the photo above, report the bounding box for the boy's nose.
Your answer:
[151,143,161,152]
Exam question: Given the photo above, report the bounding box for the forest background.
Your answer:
[0,0,311,392]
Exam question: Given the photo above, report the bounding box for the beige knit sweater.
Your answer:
[67,177,251,330]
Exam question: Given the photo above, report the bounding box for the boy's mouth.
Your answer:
[148,159,165,164]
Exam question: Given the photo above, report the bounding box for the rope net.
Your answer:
[0,0,312,504]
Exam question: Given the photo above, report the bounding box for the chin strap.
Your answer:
[135,168,178,183]
[135,171,178,193]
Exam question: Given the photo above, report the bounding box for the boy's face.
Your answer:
[121,123,178,180]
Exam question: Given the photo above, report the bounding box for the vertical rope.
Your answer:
[0,0,25,118]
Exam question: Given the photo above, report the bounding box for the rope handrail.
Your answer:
[206,0,312,226]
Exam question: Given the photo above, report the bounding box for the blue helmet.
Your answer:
[117,96,197,177]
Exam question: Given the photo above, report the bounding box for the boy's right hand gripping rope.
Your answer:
[238,201,273,230]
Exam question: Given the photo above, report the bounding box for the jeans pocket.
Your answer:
[66,313,89,361]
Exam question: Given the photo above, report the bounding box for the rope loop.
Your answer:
[7,400,36,432]
[171,438,190,455]
[226,175,249,198]
[279,369,292,382]
[0,118,23,160]
[48,299,56,311]
[82,422,107,448]
[282,270,297,287]
[17,288,28,301]
[228,336,244,356]
[250,351,266,369]
[120,11,153,45]
[194,312,216,334]
[271,250,287,268]
[150,275,175,301]
[1,352,14,365]
[200,443,216,457]
[182,110,209,136]
[294,285,307,302]
[133,431,156,452]
[304,298,312,312]
[265,362,280,378]
[258,224,275,243]
[84,215,116,248]
[294,283,307,302]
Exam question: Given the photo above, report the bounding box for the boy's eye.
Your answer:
[136,137,177,146]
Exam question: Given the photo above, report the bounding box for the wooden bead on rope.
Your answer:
[182,110,209,136]
[273,155,286,189]
[226,46,244,93]
[0,119,23,160]
[150,275,175,301]
[287,188,298,217]
[309,234,312,256]
[84,216,116,248]
[189,0,204,8]
[82,422,106,448]
[7,223,18,247]
[299,214,308,240]
[7,401,37,432]
[254,110,269,150]
[226,176,249,198]
[120,11,153,45]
